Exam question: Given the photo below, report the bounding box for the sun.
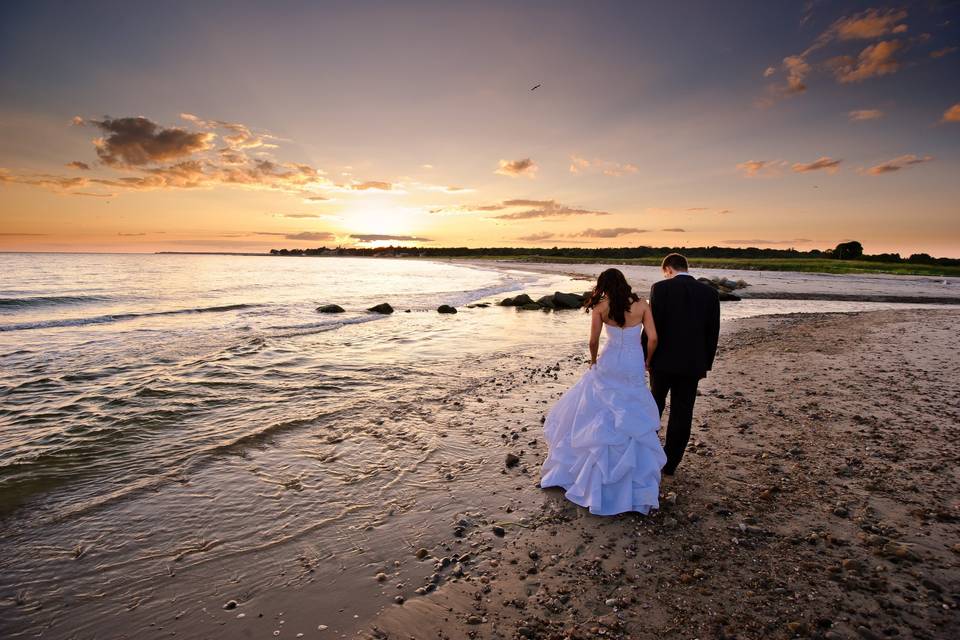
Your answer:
[340,196,421,236]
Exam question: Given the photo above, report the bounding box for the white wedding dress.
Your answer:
[540,323,666,515]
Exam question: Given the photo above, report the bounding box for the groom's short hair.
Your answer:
[661,253,688,271]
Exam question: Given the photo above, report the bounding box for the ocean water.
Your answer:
[0,253,950,637]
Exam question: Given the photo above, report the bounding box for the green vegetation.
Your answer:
[268,241,960,277]
[478,255,960,277]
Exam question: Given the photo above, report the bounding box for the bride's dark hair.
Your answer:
[583,268,640,327]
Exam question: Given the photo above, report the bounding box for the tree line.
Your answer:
[268,241,959,267]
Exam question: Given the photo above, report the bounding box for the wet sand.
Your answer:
[364,309,960,640]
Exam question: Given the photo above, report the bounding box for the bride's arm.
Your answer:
[588,307,602,367]
[642,301,658,369]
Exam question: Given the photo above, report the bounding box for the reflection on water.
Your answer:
[0,253,951,637]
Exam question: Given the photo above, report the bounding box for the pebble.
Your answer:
[492,525,506,537]
[415,548,428,559]
[375,572,388,582]
[223,600,238,610]
[394,595,404,604]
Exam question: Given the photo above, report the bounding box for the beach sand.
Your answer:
[360,308,960,640]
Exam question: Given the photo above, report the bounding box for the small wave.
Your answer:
[0,295,114,308]
[265,314,385,338]
[0,303,261,332]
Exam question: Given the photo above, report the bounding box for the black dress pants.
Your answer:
[650,371,700,474]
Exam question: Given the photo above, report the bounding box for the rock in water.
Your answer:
[519,302,542,311]
[316,304,345,313]
[717,291,741,302]
[437,305,457,314]
[536,295,557,309]
[552,292,584,309]
[499,294,534,307]
[367,303,394,314]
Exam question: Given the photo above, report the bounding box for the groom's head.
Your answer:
[661,253,689,278]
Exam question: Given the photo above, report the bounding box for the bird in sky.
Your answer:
[531,83,541,91]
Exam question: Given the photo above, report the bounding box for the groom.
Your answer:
[646,253,720,476]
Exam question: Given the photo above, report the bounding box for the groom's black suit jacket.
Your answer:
[643,274,721,379]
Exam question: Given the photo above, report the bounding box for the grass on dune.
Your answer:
[462,255,960,277]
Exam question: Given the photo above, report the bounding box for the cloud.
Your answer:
[570,228,647,238]
[517,232,557,242]
[413,183,473,193]
[568,155,638,177]
[687,207,708,211]
[792,156,842,173]
[350,234,431,242]
[829,8,908,41]
[421,164,434,169]
[254,231,337,241]
[782,55,811,94]
[931,46,958,59]
[5,113,342,198]
[350,181,393,191]
[79,116,215,167]
[286,231,336,241]
[494,158,538,178]
[736,159,787,177]
[0,232,48,236]
[762,8,909,103]
[830,40,902,83]
[718,209,733,214]
[492,200,610,220]
[863,154,933,175]
[942,103,960,123]
[662,228,686,232]
[0,169,89,190]
[276,213,324,219]
[118,232,147,236]
[848,109,883,121]
[722,238,814,246]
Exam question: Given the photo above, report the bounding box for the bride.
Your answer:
[540,268,666,515]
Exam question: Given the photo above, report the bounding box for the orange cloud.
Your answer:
[930,46,958,59]
[570,227,646,238]
[829,8,907,41]
[350,181,393,191]
[492,199,609,220]
[942,103,960,123]
[494,158,537,178]
[863,154,933,175]
[792,157,842,173]
[736,159,787,177]
[830,40,902,83]
[848,109,883,121]
[66,161,91,170]
[568,155,638,177]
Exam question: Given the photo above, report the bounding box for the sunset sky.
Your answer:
[1,1,959,256]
